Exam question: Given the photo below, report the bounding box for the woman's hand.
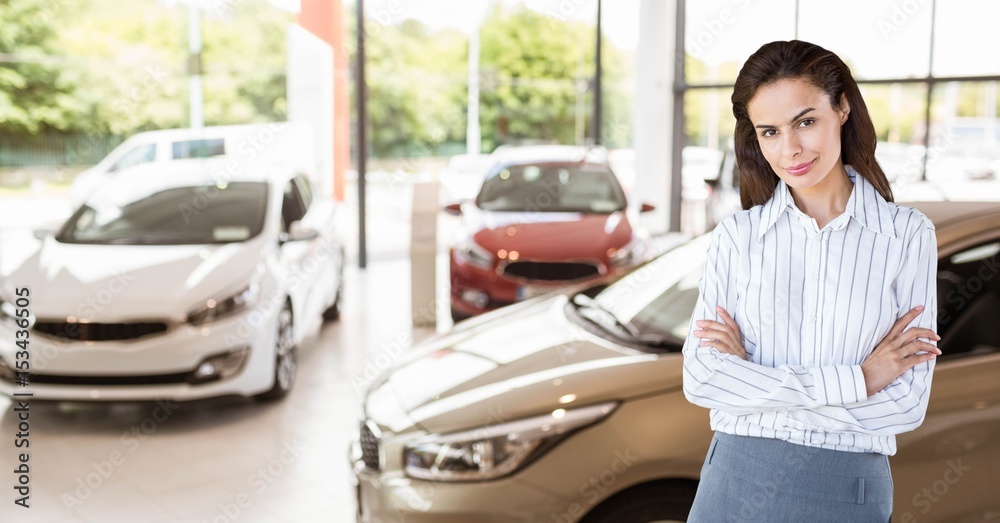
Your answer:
[860,305,941,397]
[694,306,747,360]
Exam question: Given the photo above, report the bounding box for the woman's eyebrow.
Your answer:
[754,108,815,128]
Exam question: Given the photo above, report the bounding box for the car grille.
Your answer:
[33,321,168,341]
[26,372,193,386]
[502,261,601,282]
[360,422,381,471]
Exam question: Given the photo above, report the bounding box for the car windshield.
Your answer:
[57,182,268,245]
[476,163,627,213]
[585,234,712,348]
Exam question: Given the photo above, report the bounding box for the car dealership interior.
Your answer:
[2,0,1000,522]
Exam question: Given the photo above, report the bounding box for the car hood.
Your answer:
[364,294,683,435]
[5,235,265,322]
[469,210,633,259]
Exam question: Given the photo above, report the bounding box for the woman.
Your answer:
[682,40,940,522]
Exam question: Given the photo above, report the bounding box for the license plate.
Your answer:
[516,285,551,301]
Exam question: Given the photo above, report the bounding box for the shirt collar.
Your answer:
[756,165,896,242]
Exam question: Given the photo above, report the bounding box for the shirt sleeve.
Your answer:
[782,221,938,436]
[682,217,869,415]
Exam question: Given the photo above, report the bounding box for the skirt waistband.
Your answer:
[711,431,891,479]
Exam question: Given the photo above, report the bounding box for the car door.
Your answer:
[278,177,318,332]
[292,174,341,323]
[892,233,1000,522]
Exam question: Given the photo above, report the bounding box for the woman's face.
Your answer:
[747,77,851,191]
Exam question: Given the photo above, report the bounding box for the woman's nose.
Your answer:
[782,133,802,158]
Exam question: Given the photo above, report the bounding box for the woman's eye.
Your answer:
[798,118,815,128]
[761,129,777,138]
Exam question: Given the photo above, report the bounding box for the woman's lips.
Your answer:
[786,159,816,176]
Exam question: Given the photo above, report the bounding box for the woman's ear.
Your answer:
[839,93,851,125]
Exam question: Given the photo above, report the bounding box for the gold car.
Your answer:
[351,201,1000,523]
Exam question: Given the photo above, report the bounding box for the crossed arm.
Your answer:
[681,218,939,437]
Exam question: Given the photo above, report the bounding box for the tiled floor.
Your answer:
[0,256,440,523]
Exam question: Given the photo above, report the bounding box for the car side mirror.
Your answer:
[444,203,463,216]
[33,229,56,240]
[640,203,655,213]
[280,221,319,243]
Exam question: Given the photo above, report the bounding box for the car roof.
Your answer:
[77,157,294,207]
[121,123,278,143]
[107,156,289,184]
[906,200,1000,251]
[905,201,1000,229]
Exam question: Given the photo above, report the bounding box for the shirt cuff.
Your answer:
[811,365,868,405]
[846,365,869,404]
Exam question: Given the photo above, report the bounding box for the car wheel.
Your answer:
[579,480,696,523]
[322,277,342,322]
[322,250,345,322]
[255,304,296,402]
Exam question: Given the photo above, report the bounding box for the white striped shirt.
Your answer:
[682,165,937,455]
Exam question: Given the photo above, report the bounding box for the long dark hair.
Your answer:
[731,40,893,210]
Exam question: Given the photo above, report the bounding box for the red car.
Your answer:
[445,146,655,321]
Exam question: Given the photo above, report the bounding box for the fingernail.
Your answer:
[915,305,924,311]
[715,306,723,312]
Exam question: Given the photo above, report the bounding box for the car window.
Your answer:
[172,138,226,160]
[109,144,156,173]
[476,163,627,213]
[281,180,307,231]
[57,182,268,245]
[593,235,711,345]
[936,238,1000,360]
[295,175,314,211]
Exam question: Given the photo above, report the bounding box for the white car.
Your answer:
[68,122,317,207]
[0,159,344,401]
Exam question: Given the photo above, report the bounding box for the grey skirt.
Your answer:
[688,431,893,522]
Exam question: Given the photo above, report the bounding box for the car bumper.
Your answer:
[353,468,570,523]
[0,306,278,401]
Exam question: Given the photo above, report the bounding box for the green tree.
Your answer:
[363,19,468,157]
[477,4,633,152]
[0,0,85,135]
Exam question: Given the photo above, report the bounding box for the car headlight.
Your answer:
[187,282,260,326]
[404,402,617,482]
[609,236,650,268]
[455,238,495,269]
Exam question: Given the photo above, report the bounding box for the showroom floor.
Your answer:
[0,255,442,523]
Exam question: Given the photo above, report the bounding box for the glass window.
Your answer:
[684,88,734,150]
[295,175,314,210]
[281,180,307,230]
[172,138,226,160]
[476,163,627,213]
[859,83,930,187]
[937,237,1000,358]
[685,0,796,86]
[109,144,156,173]
[932,0,1000,77]
[799,0,932,80]
[57,182,268,245]
[594,234,711,343]
[926,82,1000,185]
